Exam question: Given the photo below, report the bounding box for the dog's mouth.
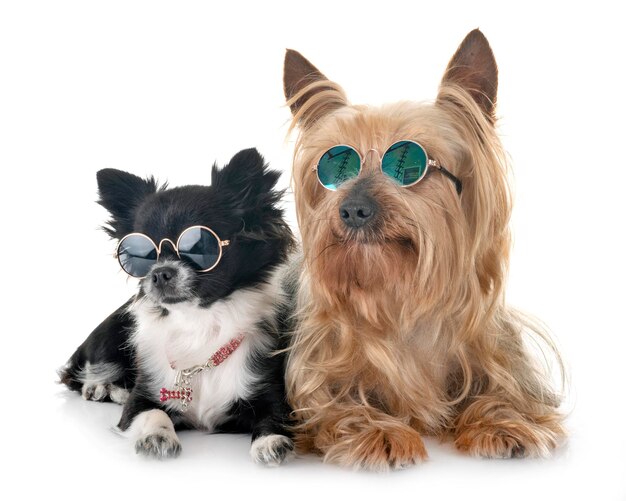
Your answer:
[332,226,376,244]
[140,261,196,306]
[391,237,416,250]
[143,288,195,305]
[159,295,192,304]
[332,227,416,251]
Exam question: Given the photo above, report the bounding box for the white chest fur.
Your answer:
[129,280,281,432]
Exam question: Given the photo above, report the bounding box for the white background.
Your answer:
[1,1,625,499]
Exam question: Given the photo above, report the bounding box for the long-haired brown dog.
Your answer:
[283,29,565,470]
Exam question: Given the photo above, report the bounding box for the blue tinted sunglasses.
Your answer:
[314,140,462,194]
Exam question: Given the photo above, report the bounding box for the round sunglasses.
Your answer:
[114,225,230,278]
[314,140,462,194]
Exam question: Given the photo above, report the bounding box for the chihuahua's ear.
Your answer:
[212,148,280,208]
[96,168,159,238]
[212,148,284,228]
[438,29,498,122]
[284,49,348,129]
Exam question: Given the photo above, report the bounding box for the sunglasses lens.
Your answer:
[317,145,361,190]
[177,227,221,271]
[381,141,428,186]
[117,234,158,278]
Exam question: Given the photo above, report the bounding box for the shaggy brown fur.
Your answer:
[283,29,565,470]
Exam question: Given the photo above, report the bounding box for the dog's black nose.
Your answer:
[151,266,177,287]
[339,194,377,229]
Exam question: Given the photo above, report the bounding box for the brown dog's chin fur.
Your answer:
[312,238,421,330]
[284,30,566,471]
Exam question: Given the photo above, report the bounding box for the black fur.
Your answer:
[59,148,295,461]
[59,300,135,396]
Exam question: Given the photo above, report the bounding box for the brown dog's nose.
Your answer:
[339,194,377,229]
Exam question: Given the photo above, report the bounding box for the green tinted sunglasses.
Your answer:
[314,140,462,194]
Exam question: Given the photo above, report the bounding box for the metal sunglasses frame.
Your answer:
[313,139,463,195]
[114,225,231,278]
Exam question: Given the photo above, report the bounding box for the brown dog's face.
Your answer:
[284,30,511,327]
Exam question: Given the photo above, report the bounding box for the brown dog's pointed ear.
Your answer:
[284,49,347,127]
[284,49,327,113]
[439,29,498,121]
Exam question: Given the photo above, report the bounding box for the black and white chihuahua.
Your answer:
[59,148,296,465]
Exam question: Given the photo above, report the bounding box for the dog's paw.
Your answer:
[81,383,108,401]
[81,383,129,404]
[455,421,561,459]
[135,430,181,459]
[250,434,294,466]
[324,425,428,471]
[454,398,565,459]
[108,385,130,404]
[456,428,526,458]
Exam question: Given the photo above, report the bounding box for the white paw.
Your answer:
[135,430,181,459]
[81,383,129,404]
[81,383,108,401]
[108,385,130,404]
[250,434,294,466]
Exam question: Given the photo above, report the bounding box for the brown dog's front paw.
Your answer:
[324,424,428,471]
[455,420,562,459]
[454,398,565,459]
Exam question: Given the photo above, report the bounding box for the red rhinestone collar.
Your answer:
[160,334,245,411]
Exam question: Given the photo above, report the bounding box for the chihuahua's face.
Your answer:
[97,148,293,308]
[127,185,244,306]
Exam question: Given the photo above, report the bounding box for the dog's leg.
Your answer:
[58,299,135,403]
[248,385,295,467]
[118,383,181,459]
[453,395,565,458]
[305,405,428,471]
[250,421,295,467]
